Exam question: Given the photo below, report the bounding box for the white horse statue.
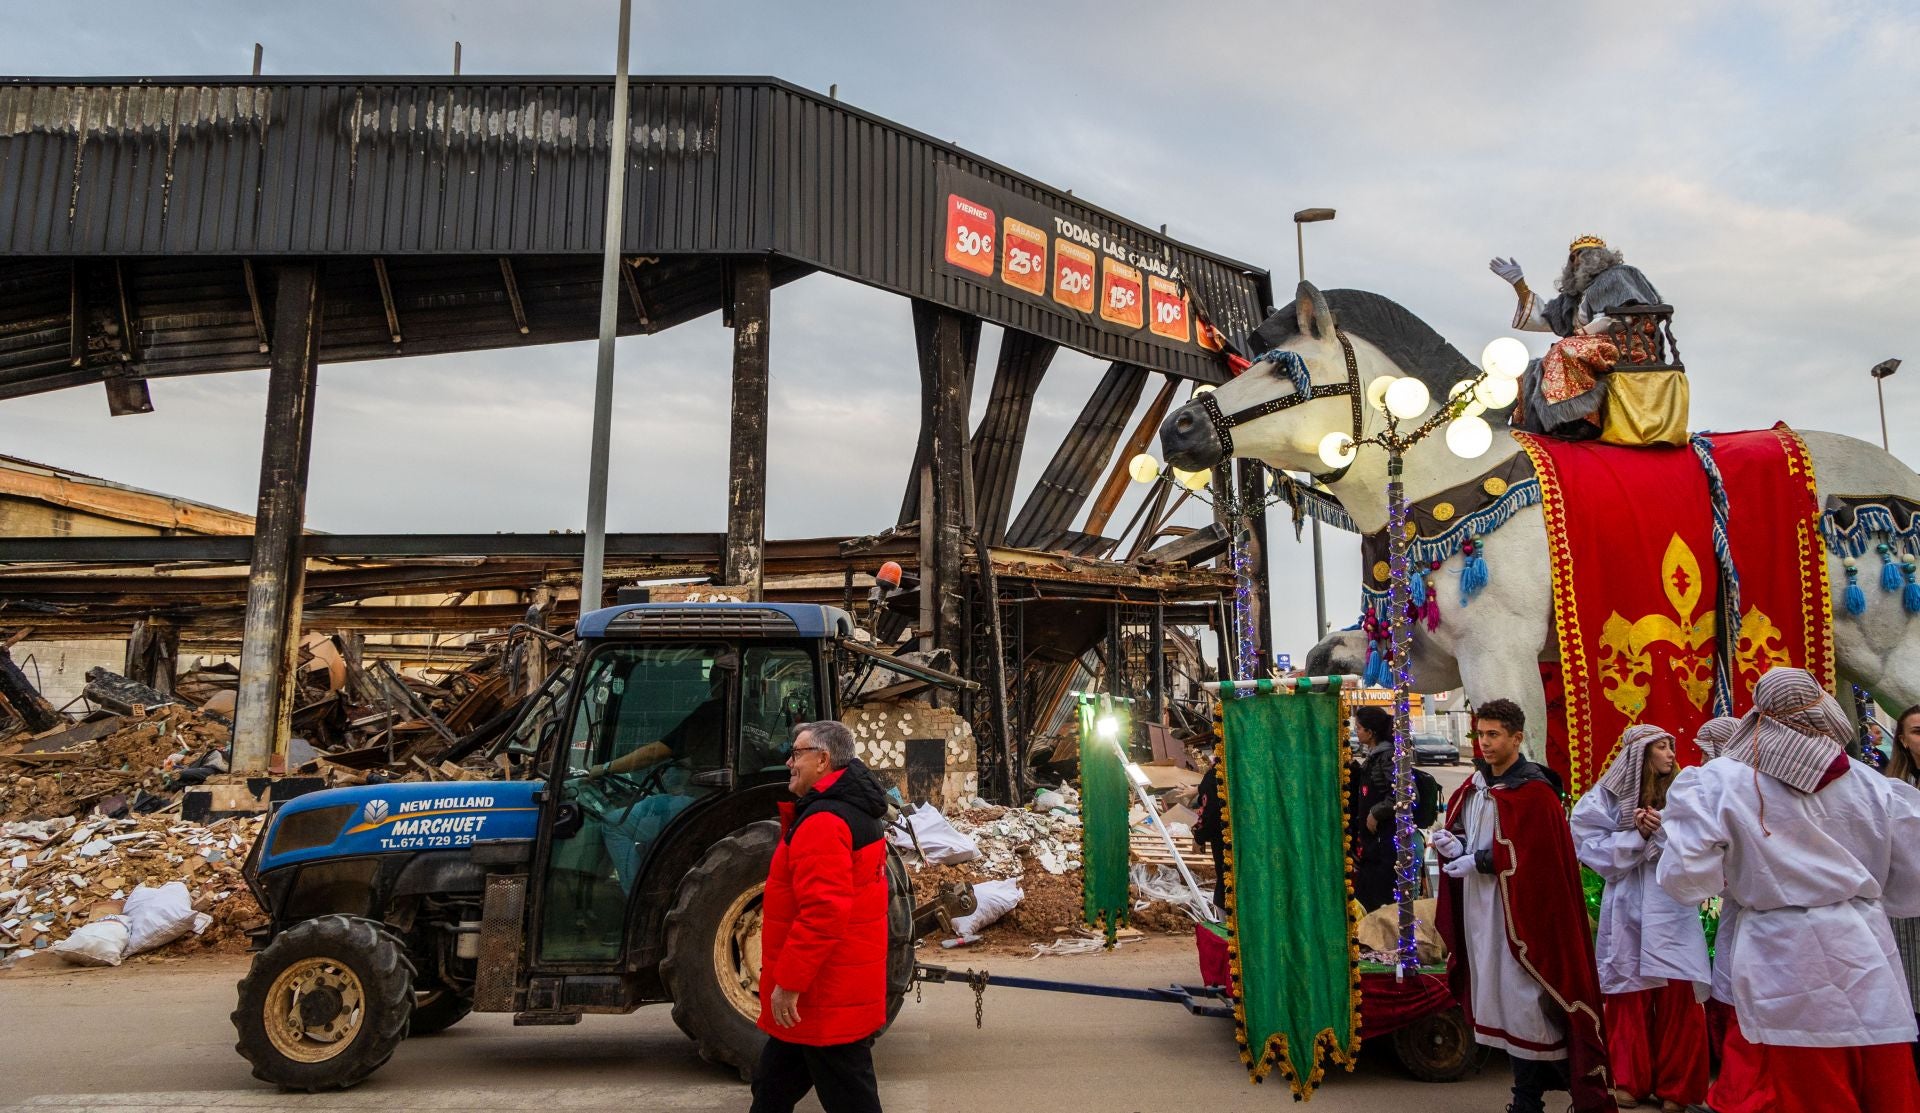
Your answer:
[1159,282,1920,759]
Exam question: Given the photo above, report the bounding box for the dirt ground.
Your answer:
[0,943,1515,1113]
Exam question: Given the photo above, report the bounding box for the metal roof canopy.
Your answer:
[0,75,1271,399]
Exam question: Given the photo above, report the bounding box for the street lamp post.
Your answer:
[1873,358,1902,452]
[1294,208,1337,639]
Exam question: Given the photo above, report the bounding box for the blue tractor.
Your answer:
[231,602,941,1090]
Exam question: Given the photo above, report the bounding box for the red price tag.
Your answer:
[1001,218,1048,296]
[944,194,996,277]
[1053,240,1096,313]
[1148,276,1189,342]
[1100,259,1144,329]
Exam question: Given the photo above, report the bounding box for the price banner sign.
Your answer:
[1148,275,1190,343]
[1002,217,1048,297]
[1053,240,1097,314]
[944,194,997,277]
[1099,258,1144,330]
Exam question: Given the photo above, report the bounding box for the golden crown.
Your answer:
[1568,234,1607,253]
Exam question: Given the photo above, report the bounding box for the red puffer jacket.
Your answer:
[757,760,891,1046]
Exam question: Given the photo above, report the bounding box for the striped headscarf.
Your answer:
[1723,668,1851,794]
[1594,723,1674,829]
[1694,716,1741,761]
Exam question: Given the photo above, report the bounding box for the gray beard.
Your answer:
[1556,246,1626,296]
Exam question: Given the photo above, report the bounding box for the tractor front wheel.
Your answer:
[232,915,415,1091]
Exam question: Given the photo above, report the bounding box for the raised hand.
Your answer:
[1489,257,1525,285]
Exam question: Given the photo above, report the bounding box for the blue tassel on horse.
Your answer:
[1882,545,1904,593]
[1904,577,1920,615]
[1845,564,1867,616]
[1459,537,1489,604]
[1409,572,1427,609]
[1364,646,1386,687]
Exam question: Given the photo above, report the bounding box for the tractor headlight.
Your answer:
[267,805,355,857]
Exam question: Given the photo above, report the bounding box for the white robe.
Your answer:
[1657,758,1920,1046]
[1570,787,1711,997]
[1458,771,1566,1060]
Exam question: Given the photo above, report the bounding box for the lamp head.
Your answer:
[1292,208,1337,224]
[1873,358,1902,380]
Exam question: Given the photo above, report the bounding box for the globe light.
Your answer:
[1365,375,1396,413]
[1448,380,1487,418]
[1445,414,1494,459]
[1128,453,1162,484]
[1473,373,1519,409]
[1481,337,1530,380]
[1172,466,1212,491]
[1317,431,1357,469]
[1192,383,1217,397]
[1384,376,1431,420]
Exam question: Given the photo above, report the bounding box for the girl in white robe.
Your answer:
[1571,723,1709,1111]
[1657,668,1920,1113]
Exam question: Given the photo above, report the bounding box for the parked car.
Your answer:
[1412,734,1460,765]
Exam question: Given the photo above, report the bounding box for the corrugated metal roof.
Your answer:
[0,76,1271,396]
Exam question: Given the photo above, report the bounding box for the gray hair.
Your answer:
[794,720,857,769]
[1556,245,1626,296]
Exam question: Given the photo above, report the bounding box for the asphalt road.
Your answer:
[0,942,1516,1112]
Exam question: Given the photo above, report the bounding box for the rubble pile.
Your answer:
[0,706,232,822]
[0,813,264,962]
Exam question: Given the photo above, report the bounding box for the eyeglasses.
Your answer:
[786,745,828,763]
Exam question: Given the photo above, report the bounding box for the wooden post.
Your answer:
[124,618,179,697]
[915,300,972,654]
[723,256,771,598]
[232,264,323,774]
[1237,459,1276,673]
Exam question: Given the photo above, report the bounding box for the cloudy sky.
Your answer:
[2,0,1916,660]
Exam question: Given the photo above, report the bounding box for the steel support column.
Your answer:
[915,300,973,653]
[232,264,323,773]
[722,256,771,597]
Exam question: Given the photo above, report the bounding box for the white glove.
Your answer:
[1442,854,1479,879]
[1429,829,1463,859]
[1489,257,1525,286]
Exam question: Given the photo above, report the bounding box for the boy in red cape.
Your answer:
[1434,698,1616,1113]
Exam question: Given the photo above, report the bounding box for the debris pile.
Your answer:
[0,812,265,964]
[0,705,232,822]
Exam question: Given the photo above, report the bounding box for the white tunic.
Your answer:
[1458,771,1566,1060]
[1569,787,1710,997]
[1657,759,1920,1046]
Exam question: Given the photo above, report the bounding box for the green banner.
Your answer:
[1218,682,1359,1097]
[1077,696,1132,943]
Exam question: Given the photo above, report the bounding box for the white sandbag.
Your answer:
[124,881,198,955]
[951,878,1022,936]
[889,802,980,865]
[53,916,131,967]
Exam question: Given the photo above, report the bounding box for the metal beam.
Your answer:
[723,256,771,597]
[1004,362,1149,549]
[898,306,982,526]
[232,263,324,774]
[915,300,974,653]
[1083,374,1177,537]
[498,258,530,335]
[969,330,1056,545]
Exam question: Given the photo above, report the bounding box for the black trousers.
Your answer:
[1209,839,1226,909]
[749,1034,882,1113]
[1508,1055,1568,1113]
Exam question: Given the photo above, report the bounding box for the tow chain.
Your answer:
[969,970,988,1028]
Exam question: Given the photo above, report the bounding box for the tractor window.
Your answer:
[738,646,822,775]
[539,643,731,964]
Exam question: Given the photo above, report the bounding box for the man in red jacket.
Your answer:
[753,720,892,1113]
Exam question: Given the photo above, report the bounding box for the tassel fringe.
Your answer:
[1846,580,1867,616]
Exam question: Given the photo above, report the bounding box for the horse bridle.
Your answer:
[1194,330,1366,464]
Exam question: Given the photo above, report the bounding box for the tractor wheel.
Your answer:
[881,847,914,1029]
[663,821,781,1080]
[1391,1006,1474,1082]
[407,987,473,1036]
[232,915,415,1091]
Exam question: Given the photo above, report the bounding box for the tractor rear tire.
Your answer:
[663,821,782,1080]
[1391,1006,1474,1082]
[232,915,415,1091]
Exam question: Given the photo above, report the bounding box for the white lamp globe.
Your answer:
[1192,383,1217,397]
[1172,467,1212,491]
[1445,414,1494,459]
[1448,380,1487,418]
[1384,376,1431,420]
[1473,374,1519,409]
[1481,337,1530,380]
[1317,431,1357,470]
[1365,375,1396,413]
[1127,453,1162,484]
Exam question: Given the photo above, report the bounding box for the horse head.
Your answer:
[1159,281,1508,533]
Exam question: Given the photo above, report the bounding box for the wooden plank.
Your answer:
[1083,375,1178,537]
[1005,362,1149,549]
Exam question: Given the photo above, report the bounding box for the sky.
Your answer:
[1,0,1916,662]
